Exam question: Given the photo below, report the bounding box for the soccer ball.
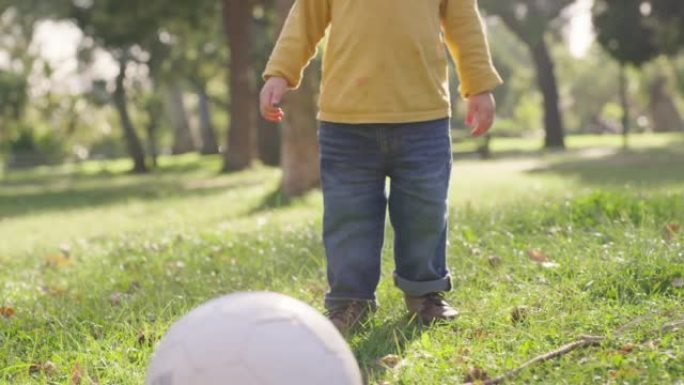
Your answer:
[146,292,363,385]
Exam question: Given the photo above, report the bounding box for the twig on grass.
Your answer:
[461,317,684,385]
[462,335,604,385]
[659,320,684,334]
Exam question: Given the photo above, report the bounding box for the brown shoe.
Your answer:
[404,292,459,325]
[327,300,372,334]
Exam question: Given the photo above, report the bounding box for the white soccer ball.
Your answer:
[146,292,363,385]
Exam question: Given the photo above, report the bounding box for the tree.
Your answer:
[161,1,225,156]
[593,0,658,146]
[167,83,197,155]
[274,0,321,197]
[222,0,258,171]
[594,0,683,137]
[70,0,215,172]
[253,0,281,166]
[69,0,171,172]
[480,0,574,149]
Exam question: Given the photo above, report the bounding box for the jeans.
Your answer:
[319,118,452,310]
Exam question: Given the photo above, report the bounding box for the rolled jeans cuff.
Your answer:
[393,272,452,296]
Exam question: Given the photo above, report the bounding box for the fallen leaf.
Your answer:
[536,275,550,285]
[41,286,68,297]
[0,306,15,318]
[45,253,72,268]
[541,261,560,269]
[70,363,83,385]
[109,292,123,306]
[378,354,405,371]
[463,366,489,383]
[59,243,72,258]
[511,306,530,324]
[672,278,684,288]
[619,343,636,355]
[473,329,487,340]
[528,249,550,263]
[663,223,680,242]
[137,330,158,346]
[487,255,502,268]
[29,361,57,376]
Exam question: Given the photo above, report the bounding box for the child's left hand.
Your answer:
[465,92,496,137]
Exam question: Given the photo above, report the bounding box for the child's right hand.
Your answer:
[260,77,289,123]
[465,91,496,137]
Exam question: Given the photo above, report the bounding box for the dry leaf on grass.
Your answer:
[619,343,636,355]
[137,330,158,346]
[109,292,123,306]
[45,253,72,268]
[29,361,57,376]
[511,306,531,324]
[463,366,489,383]
[487,255,502,268]
[0,306,16,318]
[528,249,550,263]
[59,243,72,258]
[663,223,681,242]
[528,249,560,268]
[41,286,68,297]
[378,354,405,371]
[70,363,83,385]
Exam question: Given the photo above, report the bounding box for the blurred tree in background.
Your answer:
[480,0,575,149]
[0,0,682,194]
[594,0,684,144]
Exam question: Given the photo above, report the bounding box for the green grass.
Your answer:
[1,134,684,384]
[452,132,684,155]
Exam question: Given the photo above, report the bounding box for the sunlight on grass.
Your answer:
[1,136,683,384]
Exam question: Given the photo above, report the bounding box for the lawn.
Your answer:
[1,133,684,384]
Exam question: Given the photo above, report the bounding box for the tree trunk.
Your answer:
[529,39,565,149]
[258,119,281,166]
[280,69,321,197]
[113,56,147,173]
[276,0,321,197]
[168,84,196,155]
[619,63,630,149]
[145,96,162,168]
[649,75,683,133]
[222,0,257,171]
[196,84,220,155]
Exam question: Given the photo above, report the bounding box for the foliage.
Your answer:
[594,0,684,65]
[593,0,659,66]
[480,0,576,43]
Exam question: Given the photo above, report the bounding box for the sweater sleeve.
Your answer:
[441,0,503,98]
[262,0,330,89]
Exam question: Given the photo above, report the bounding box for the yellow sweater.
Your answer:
[263,0,503,124]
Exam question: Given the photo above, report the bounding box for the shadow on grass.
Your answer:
[1,154,223,187]
[353,316,426,384]
[526,146,684,189]
[249,184,294,214]
[0,176,263,220]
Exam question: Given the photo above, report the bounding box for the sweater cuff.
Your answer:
[459,71,504,99]
[263,64,301,89]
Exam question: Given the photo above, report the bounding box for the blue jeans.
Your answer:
[319,118,452,310]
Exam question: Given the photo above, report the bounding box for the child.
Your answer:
[260,0,502,333]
